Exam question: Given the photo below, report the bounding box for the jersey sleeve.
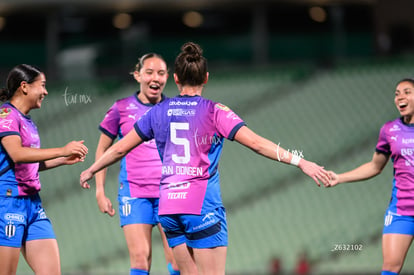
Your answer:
[375,123,391,155]
[0,108,20,138]
[98,103,120,140]
[135,108,154,141]
[213,103,246,140]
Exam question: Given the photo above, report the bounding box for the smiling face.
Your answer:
[20,73,48,112]
[395,80,414,123]
[134,56,168,104]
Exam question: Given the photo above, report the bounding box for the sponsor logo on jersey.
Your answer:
[4,213,24,223]
[128,114,137,120]
[401,148,414,156]
[168,181,191,190]
[167,192,188,200]
[202,212,215,222]
[405,160,414,166]
[0,119,13,130]
[192,212,216,231]
[38,209,47,219]
[0,108,11,118]
[402,138,414,144]
[226,111,240,120]
[215,103,229,111]
[167,109,196,116]
[169,101,198,106]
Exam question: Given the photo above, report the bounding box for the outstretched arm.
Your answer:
[94,133,116,217]
[327,152,389,187]
[1,135,88,171]
[233,126,329,186]
[80,128,143,189]
[39,155,86,171]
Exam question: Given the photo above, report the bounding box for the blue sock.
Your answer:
[168,262,180,275]
[381,271,398,275]
[130,268,149,275]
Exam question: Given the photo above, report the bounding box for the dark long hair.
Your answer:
[0,64,42,102]
[174,42,208,86]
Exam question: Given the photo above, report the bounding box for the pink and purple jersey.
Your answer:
[376,117,414,216]
[135,95,245,215]
[99,92,165,198]
[0,103,41,197]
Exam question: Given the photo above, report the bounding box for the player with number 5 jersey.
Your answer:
[136,97,244,216]
[80,42,329,275]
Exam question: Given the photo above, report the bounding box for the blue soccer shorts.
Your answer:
[160,207,228,249]
[118,196,160,227]
[383,209,414,235]
[0,194,56,248]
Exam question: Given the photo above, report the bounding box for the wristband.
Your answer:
[290,155,301,166]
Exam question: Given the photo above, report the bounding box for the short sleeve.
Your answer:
[135,108,154,141]
[213,103,246,140]
[376,124,391,155]
[0,107,20,138]
[98,103,120,140]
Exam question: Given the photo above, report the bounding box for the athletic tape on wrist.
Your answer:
[290,155,301,166]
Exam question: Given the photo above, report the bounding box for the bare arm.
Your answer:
[94,133,116,216]
[80,128,144,189]
[328,152,389,186]
[39,155,86,171]
[1,135,87,168]
[233,126,329,186]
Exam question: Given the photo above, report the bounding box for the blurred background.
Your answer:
[1,0,414,274]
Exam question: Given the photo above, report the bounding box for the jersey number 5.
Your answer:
[170,122,190,164]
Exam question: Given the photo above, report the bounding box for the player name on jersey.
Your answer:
[162,165,203,177]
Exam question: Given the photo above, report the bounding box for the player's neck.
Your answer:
[10,97,31,115]
[180,85,203,96]
[403,115,414,124]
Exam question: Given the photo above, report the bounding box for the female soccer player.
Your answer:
[327,78,414,275]
[0,64,88,275]
[94,53,179,275]
[80,42,329,275]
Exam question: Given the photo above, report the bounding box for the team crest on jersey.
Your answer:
[126,103,138,110]
[5,222,16,238]
[0,108,11,118]
[389,124,401,132]
[215,103,230,111]
[122,203,131,216]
